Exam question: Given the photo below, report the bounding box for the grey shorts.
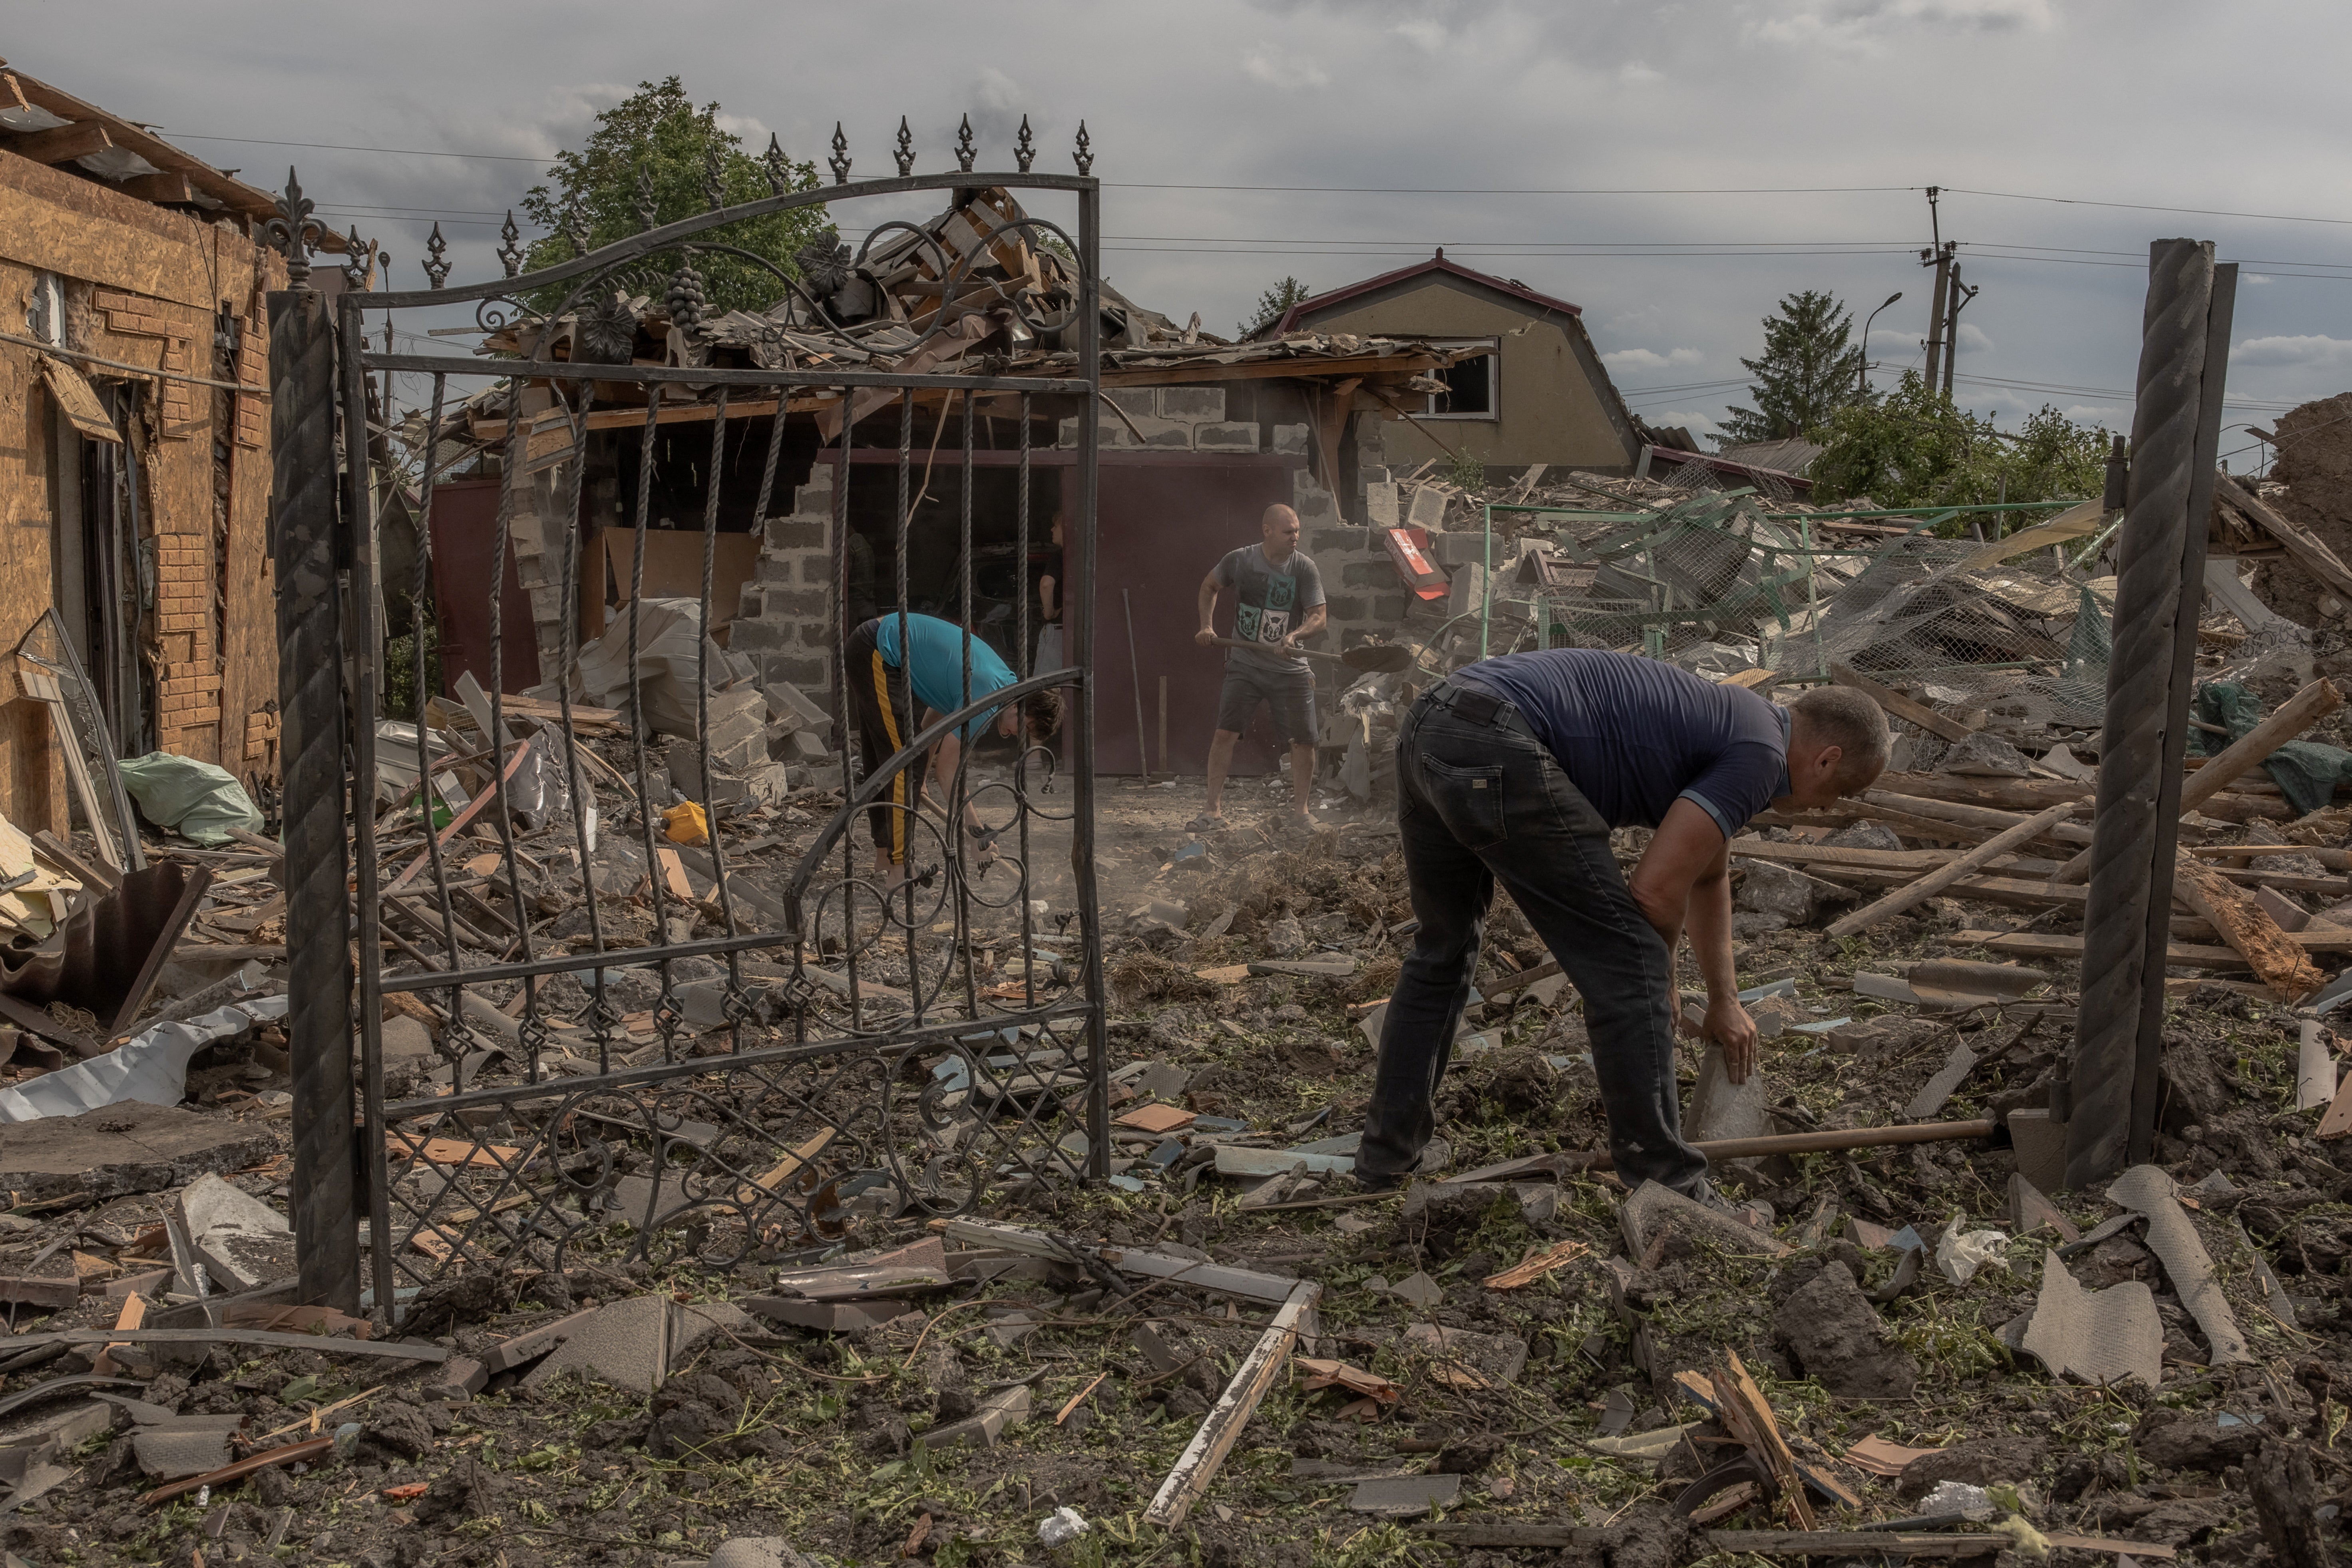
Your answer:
[1215,663,1318,746]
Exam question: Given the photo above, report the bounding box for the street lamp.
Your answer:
[1859,291,1903,396]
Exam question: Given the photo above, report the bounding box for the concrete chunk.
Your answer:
[522,1296,674,1394]
[423,1357,488,1402]
[743,1298,908,1334]
[178,1174,295,1294]
[1687,1044,1769,1143]
[1620,1180,1791,1259]
[923,1383,1031,1449]
[0,1101,277,1203]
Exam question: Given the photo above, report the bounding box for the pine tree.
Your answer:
[1238,276,1312,339]
[1716,289,1868,446]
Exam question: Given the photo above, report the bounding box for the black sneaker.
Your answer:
[1689,1180,1774,1230]
[1355,1170,1407,1194]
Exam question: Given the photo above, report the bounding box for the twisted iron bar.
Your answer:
[271,287,359,1309]
[2069,239,2215,1187]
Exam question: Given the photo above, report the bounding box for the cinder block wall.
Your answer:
[730,462,838,714]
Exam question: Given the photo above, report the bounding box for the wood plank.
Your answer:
[1825,798,2085,937]
[1951,930,2247,967]
[2051,676,2344,883]
[2173,856,2325,1001]
[1712,1349,1813,1529]
[1144,1279,1319,1527]
[1956,498,2109,569]
[1829,662,1972,744]
[6,121,113,164]
[1885,770,2290,825]
[2215,471,2352,603]
[1859,789,2096,846]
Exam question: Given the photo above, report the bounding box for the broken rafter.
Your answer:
[1824,797,2084,938]
[1142,1279,1319,1528]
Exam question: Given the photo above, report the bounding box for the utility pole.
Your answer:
[1942,262,1980,398]
[1920,188,1954,394]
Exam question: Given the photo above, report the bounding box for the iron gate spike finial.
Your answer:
[830,122,851,185]
[422,222,450,290]
[762,133,791,196]
[702,142,725,211]
[635,161,658,231]
[955,113,976,173]
[263,165,325,289]
[1073,121,1093,177]
[562,199,588,259]
[1015,114,1035,173]
[893,116,914,177]
[340,227,370,291]
[496,210,523,279]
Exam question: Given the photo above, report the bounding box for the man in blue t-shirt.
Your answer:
[848,613,1065,886]
[1358,650,1890,1208]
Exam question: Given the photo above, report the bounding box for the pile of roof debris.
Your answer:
[8,441,2352,1568]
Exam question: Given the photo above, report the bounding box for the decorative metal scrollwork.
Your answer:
[665,255,710,333]
[635,161,658,231]
[561,200,589,260]
[263,167,326,289]
[702,143,726,211]
[955,113,976,173]
[830,122,851,185]
[496,211,523,279]
[1016,115,1036,173]
[893,116,915,177]
[340,227,375,292]
[1074,121,1093,176]
[422,223,450,290]
[762,133,792,197]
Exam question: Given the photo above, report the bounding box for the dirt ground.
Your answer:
[2,766,2345,1568]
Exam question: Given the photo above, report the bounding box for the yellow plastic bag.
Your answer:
[663,800,709,846]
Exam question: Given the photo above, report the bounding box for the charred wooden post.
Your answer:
[265,172,362,1311]
[2069,243,2235,1186]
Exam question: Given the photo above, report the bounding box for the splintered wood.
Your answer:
[2173,855,2325,1001]
[1711,1350,1814,1530]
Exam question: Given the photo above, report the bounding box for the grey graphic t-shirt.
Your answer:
[1214,544,1325,674]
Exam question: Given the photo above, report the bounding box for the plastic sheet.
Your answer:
[116,754,263,847]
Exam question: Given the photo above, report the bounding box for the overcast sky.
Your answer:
[20,0,2352,466]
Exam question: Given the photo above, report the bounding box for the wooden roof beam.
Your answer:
[5,119,112,165]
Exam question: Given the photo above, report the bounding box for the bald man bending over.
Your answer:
[1193,504,1326,835]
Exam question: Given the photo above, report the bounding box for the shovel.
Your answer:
[1205,636,1413,674]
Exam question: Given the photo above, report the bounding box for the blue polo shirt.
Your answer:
[874,613,1017,743]
[1451,650,1790,839]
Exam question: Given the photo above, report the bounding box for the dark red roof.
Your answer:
[1272,251,1582,336]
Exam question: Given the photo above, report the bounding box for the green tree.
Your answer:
[1238,276,1312,339]
[1809,371,2112,521]
[516,78,831,317]
[1717,289,1868,446]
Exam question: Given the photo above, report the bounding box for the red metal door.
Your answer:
[427,479,542,698]
[1091,459,1303,778]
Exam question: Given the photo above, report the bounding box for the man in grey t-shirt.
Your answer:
[1192,504,1326,834]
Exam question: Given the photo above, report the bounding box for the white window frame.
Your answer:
[1421,338,1500,421]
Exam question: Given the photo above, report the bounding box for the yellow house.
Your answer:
[1272,251,1643,476]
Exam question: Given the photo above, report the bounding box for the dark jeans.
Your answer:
[1359,680,1709,1195]
[846,619,925,867]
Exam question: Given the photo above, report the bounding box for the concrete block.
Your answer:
[1157,386,1224,420]
[764,517,825,550]
[1365,481,1400,528]
[1271,423,1309,455]
[1193,421,1261,451]
[1340,561,1396,589]
[1686,1045,1769,1145]
[1058,417,1079,448]
[482,1304,601,1375]
[1371,593,1410,621]
[1447,563,1488,622]
[1322,594,1369,622]
[1104,388,1156,418]
[424,1356,488,1401]
[1429,532,1498,567]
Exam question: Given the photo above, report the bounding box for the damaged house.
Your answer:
[426,185,1495,780]
[0,62,302,835]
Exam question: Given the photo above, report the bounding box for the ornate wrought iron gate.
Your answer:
[267,133,1106,1313]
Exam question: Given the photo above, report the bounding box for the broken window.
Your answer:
[1424,339,1498,419]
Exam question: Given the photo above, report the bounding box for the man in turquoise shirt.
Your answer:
[848,613,1064,885]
